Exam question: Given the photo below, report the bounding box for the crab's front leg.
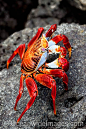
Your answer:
[48,34,72,58]
[39,68,68,91]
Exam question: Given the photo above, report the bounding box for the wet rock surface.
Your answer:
[0,23,86,129]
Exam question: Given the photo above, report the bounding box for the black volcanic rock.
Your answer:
[0,23,86,129]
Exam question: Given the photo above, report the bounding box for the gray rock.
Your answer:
[67,0,86,10]
[0,23,86,129]
[38,0,62,6]
[25,0,66,29]
[25,17,60,29]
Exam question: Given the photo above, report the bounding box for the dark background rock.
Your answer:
[1,0,86,42]
[66,0,86,11]
[0,0,38,43]
[0,23,86,129]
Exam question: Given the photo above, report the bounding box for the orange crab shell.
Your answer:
[21,35,49,74]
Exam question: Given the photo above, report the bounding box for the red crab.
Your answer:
[7,24,72,123]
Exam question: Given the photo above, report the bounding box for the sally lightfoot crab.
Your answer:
[7,24,72,123]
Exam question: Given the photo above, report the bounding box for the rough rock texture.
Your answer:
[25,0,86,29]
[67,0,86,10]
[0,23,86,129]
[25,0,66,29]
[1,0,86,43]
[0,0,38,43]
[38,0,62,6]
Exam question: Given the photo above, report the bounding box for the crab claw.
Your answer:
[48,45,67,58]
[45,57,69,72]
[48,34,72,58]
[59,47,67,58]
[58,58,69,72]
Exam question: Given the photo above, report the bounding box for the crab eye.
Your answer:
[52,29,54,32]
[51,24,57,31]
[41,48,45,52]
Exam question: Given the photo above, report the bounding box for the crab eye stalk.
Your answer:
[45,24,57,37]
[51,24,57,31]
[41,34,48,48]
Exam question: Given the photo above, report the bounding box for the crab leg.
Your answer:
[39,68,68,91]
[27,27,44,48]
[14,74,25,110]
[33,73,56,115]
[17,77,38,123]
[45,57,69,72]
[48,34,72,58]
[7,44,25,69]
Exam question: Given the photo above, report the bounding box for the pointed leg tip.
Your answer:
[69,52,71,59]
[54,110,56,115]
[14,107,17,111]
[68,47,72,59]
[17,120,20,124]
[7,62,9,69]
[53,106,56,115]
[65,87,68,91]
